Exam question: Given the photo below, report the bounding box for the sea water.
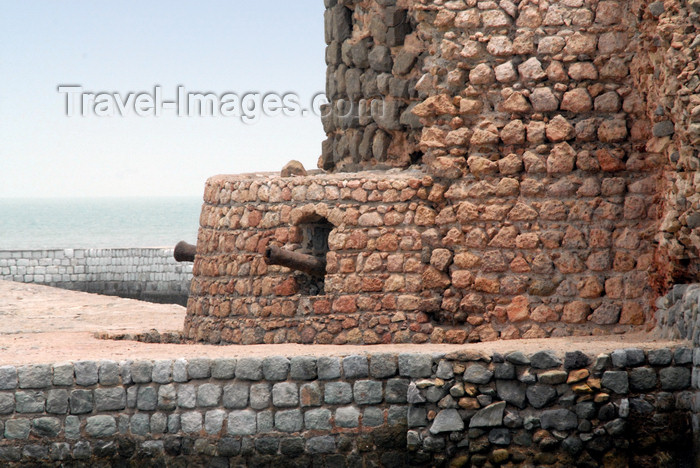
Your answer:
[0,197,203,250]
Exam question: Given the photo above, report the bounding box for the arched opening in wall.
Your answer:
[265,213,332,296]
[296,216,332,295]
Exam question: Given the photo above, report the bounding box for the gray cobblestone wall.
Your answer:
[0,249,192,305]
[0,349,695,466]
[654,283,700,459]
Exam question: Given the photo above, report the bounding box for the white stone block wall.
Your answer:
[0,248,192,304]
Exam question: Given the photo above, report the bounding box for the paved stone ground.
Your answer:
[0,280,686,366]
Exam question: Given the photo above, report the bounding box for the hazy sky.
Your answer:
[0,1,327,198]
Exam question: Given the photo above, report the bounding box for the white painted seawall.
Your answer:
[0,248,192,304]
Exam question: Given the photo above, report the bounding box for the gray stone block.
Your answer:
[674,348,693,365]
[173,358,188,382]
[197,383,222,407]
[506,351,530,365]
[250,383,271,409]
[464,364,494,384]
[95,387,126,411]
[4,419,30,439]
[86,416,117,437]
[130,413,150,436]
[74,361,99,386]
[399,354,433,378]
[494,363,515,380]
[385,378,409,404]
[98,361,120,385]
[648,348,673,366]
[236,358,263,380]
[370,353,397,378]
[660,367,691,390]
[0,366,18,390]
[629,368,657,391]
[362,407,383,427]
[408,406,427,427]
[325,381,353,404]
[497,380,527,409]
[602,371,629,394]
[178,384,196,409]
[538,370,568,385]
[541,409,577,430]
[131,361,153,383]
[223,382,249,409]
[388,405,407,426]
[335,406,360,428]
[167,414,180,433]
[275,408,303,432]
[119,361,132,385]
[257,410,274,433]
[32,417,61,437]
[150,413,167,434]
[0,393,14,414]
[228,410,256,435]
[218,437,241,457]
[272,382,298,407]
[343,355,369,378]
[152,360,173,384]
[407,382,426,404]
[158,384,177,411]
[205,409,226,434]
[526,384,557,408]
[429,409,464,434]
[188,358,212,380]
[70,389,93,414]
[530,351,562,369]
[18,365,52,389]
[307,435,336,454]
[63,415,80,439]
[353,380,383,405]
[470,401,506,428]
[305,408,332,430]
[290,356,317,380]
[46,389,69,414]
[137,386,157,411]
[317,357,341,380]
[15,390,45,413]
[436,360,454,380]
[263,356,290,381]
[72,440,91,459]
[180,411,202,433]
[127,385,138,408]
[564,351,591,370]
[212,359,236,380]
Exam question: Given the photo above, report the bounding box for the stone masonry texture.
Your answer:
[184,0,700,344]
[0,350,694,466]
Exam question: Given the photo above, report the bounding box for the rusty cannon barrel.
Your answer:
[174,241,197,262]
[264,245,326,276]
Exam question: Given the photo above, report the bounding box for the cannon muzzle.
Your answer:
[174,241,197,262]
[264,245,326,276]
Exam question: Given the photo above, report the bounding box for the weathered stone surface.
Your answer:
[429,409,464,434]
[530,351,562,369]
[602,371,629,394]
[541,409,577,430]
[470,401,506,427]
[86,416,117,437]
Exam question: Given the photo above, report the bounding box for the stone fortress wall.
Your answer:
[0,249,192,305]
[184,0,700,344]
[0,348,694,466]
